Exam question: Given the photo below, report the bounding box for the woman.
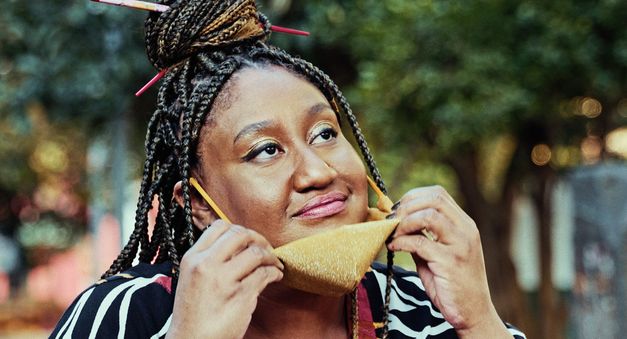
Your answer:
[51,0,526,338]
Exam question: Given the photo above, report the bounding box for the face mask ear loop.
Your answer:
[366,176,394,213]
[189,177,232,224]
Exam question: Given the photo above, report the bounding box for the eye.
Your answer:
[258,144,279,159]
[243,141,283,162]
[310,126,338,145]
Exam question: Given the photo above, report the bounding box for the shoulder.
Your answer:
[50,261,175,339]
[363,262,526,339]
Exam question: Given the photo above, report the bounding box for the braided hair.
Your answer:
[102,0,394,336]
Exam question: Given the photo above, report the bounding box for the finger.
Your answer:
[415,260,437,298]
[413,255,429,278]
[396,186,472,227]
[211,224,277,261]
[242,227,275,253]
[388,234,446,263]
[394,208,458,244]
[188,219,231,253]
[208,225,259,262]
[227,245,284,281]
[240,265,284,295]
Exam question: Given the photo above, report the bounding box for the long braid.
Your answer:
[152,193,174,263]
[178,108,195,250]
[334,95,387,194]
[102,106,165,278]
[170,57,199,252]
[103,56,186,278]
[138,153,177,262]
[157,203,181,268]
[133,117,177,262]
[381,249,395,338]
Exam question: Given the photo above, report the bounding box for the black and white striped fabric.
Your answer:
[50,261,526,338]
[50,262,175,339]
[365,263,526,338]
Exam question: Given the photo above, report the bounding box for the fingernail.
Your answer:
[386,212,396,220]
[391,201,400,211]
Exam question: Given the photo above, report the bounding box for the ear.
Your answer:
[173,180,218,231]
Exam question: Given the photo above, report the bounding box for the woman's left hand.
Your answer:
[387,186,510,338]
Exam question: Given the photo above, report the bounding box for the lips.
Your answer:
[293,191,348,219]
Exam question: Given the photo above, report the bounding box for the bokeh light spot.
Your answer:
[581,136,602,163]
[531,144,552,166]
[606,127,627,158]
[29,141,68,173]
[580,97,602,118]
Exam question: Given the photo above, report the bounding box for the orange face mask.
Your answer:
[189,177,399,296]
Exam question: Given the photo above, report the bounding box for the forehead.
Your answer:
[210,65,329,133]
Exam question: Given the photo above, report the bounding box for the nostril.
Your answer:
[292,152,337,192]
[297,186,317,194]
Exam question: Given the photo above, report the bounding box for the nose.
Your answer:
[293,148,338,192]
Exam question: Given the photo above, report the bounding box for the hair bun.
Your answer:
[145,0,268,70]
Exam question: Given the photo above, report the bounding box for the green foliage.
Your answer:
[288,0,627,162]
[0,0,150,125]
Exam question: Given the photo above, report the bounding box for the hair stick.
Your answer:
[189,178,232,223]
[91,0,169,12]
[269,25,310,36]
[92,0,310,36]
[135,69,167,96]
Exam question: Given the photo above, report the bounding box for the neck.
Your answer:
[245,282,350,339]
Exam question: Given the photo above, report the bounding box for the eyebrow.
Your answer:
[233,120,272,144]
[233,102,334,144]
[307,102,333,117]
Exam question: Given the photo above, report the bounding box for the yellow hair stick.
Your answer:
[189,177,232,223]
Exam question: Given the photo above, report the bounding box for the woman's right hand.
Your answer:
[166,219,284,339]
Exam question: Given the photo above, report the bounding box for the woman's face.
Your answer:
[193,65,369,247]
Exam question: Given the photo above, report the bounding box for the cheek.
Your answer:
[334,142,367,181]
[221,169,292,243]
[331,142,369,202]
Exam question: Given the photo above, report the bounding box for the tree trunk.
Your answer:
[530,167,567,339]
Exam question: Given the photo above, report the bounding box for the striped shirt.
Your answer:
[50,261,526,338]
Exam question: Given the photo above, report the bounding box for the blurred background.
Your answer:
[1,0,626,338]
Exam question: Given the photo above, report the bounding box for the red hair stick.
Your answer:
[135,69,167,96]
[268,25,310,36]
